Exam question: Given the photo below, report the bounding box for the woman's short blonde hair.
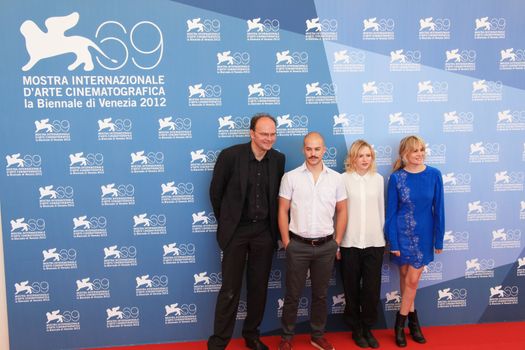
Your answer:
[392,135,426,171]
[344,139,376,173]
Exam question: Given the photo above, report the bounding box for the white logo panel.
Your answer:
[161,182,195,203]
[45,310,80,332]
[39,185,75,208]
[437,288,467,308]
[389,50,421,71]
[191,211,217,233]
[6,153,42,176]
[445,49,476,71]
[133,213,167,236]
[305,17,337,40]
[10,217,46,240]
[465,258,495,278]
[247,18,280,40]
[76,277,110,299]
[186,18,220,41]
[419,17,451,40]
[106,306,140,328]
[163,242,196,264]
[97,118,132,141]
[135,275,168,296]
[158,117,192,139]
[73,215,107,237]
[14,280,50,303]
[164,303,198,324]
[42,248,78,270]
[188,84,222,106]
[216,51,250,74]
[276,50,308,73]
[276,114,309,137]
[442,111,474,133]
[472,80,502,101]
[468,142,499,163]
[190,150,220,172]
[362,17,395,40]
[193,271,222,293]
[34,118,71,142]
[467,200,497,221]
[488,286,518,305]
[475,17,506,39]
[101,183,135,206]
[443,230,469,251]
[332,49,365,72]
[103,245,137,267]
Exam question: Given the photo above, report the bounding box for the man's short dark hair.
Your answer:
[250,113,276,131]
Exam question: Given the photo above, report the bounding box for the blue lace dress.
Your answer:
[385,166,445,268]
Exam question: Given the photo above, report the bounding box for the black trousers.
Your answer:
[281,238,338,339]
[208,222,274,350]
[340,246,384,330]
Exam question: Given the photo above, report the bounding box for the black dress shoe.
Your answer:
[363,328,379,349]
[352,328,369,348]
[244,338,269,350]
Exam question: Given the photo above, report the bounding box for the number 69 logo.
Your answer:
[20,12,163,72]
[95,20,163,70]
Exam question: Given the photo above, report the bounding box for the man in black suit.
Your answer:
[208,113,286,350]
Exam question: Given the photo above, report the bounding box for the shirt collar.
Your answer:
[300,161,328,173]
[249,147,270,161]
[350,171,371,180]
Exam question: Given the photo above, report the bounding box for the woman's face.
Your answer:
[354,146,372,173]
[404,143,425,167]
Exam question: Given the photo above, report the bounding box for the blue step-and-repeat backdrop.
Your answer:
[1,0,524,349]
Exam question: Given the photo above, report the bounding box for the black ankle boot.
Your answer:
[394,311,407,347]
[352,327,369,348]
[408,310,426,344]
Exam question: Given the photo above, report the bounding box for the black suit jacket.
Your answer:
[210,142,285,250]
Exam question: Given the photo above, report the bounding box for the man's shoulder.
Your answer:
[219,142,249,157]
[222,142,249,153]
[324,166,343,178]
[269,148,285,160]
[285,163,305,175]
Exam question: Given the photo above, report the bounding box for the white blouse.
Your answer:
[340,171,386,248]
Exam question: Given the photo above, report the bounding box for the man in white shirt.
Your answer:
[277,132,348,350]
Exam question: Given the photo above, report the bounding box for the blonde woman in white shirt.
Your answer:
[340,140,385,349]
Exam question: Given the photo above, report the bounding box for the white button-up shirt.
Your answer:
[340,171,386,248]
[279,162,347,238]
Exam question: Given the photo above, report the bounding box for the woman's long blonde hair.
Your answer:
[392,135,426,171]
[344,139,377,173]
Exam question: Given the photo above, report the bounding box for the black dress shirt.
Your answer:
[240,150,270,223]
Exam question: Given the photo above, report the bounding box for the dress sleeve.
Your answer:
[385,173,399,251]
[433,170,445,249]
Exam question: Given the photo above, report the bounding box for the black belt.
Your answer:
[289,232,334,246]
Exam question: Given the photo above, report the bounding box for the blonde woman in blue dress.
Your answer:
[340,140,385,348]
[385,135,445,347]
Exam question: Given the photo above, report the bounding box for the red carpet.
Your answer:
[92,322,525,350]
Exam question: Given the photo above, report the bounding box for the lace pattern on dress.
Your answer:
[397,171,424,268]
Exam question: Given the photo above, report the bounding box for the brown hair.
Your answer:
[392,135,426,171]
[344,139,376,173]
[250,113,276,130]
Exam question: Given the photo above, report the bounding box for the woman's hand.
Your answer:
[391,250,401,257]
[435,249,443,254]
